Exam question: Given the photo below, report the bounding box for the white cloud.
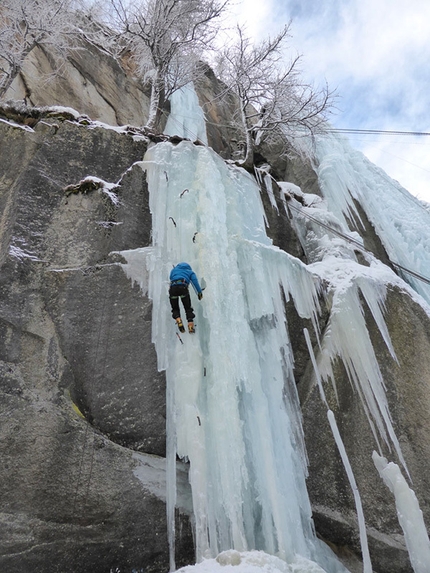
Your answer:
[358,136,430,202]
[231,0,430,200]
[226,0,277,39]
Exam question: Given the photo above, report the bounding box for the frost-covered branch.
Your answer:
[215,23,336,169]
[0,0,89,98]
[107,0,229,130]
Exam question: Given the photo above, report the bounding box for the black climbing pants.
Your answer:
[169,284,195,322]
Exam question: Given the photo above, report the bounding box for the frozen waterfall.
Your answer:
[122,85,348,572]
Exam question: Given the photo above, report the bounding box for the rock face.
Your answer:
[6,41,150,126]
[2,38,430,573]
[0,116,193,572]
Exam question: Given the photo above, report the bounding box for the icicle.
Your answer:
[327,411,372,573]
[263,170,278,212]
[119,247,152,295]
[304,329,373,573]
[373,452,430,573]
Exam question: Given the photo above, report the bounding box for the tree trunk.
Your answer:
[0,64,20,99]
[237,100,254,170]
[0,42,37,100]
[145,69,165,131]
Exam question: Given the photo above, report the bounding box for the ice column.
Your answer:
[163,82,208,145]
[373,452,430,573]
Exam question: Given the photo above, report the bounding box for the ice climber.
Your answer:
[169,262,203,333]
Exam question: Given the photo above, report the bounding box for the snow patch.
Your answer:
[176,551,332,573]
[278,181,303,199]
[46,105,82,119]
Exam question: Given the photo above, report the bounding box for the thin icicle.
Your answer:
[303,329,326,404]
[328,411,372,573]
[304,329,373,573]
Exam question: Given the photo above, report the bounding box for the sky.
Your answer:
[229,0,430,202]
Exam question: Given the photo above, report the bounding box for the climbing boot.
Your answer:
[188,322,195,334]
[176,318,185,333]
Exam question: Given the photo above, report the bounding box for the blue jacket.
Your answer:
[170,262,202,294]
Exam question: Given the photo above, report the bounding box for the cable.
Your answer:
[256,169,430,288]
[327,128,430,137]
[390,262,430,287]
[161,107,430,139]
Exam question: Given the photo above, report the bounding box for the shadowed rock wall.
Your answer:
[0,116,193,572]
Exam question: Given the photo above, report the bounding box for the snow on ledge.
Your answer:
[0,117,34,132]
[176,550,330,573]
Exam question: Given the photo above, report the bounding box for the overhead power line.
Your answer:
[327,128,430,137]
[161,108,430,138]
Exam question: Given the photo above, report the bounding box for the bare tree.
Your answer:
[216,24,335,169]
[108,0,229,130]
[0,0,83,99]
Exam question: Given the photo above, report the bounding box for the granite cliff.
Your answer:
[1,37,430,573]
